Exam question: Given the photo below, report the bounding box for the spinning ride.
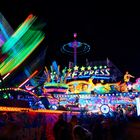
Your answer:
[61,33,90,66]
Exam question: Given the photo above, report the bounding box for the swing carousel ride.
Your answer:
[0,13,140,116]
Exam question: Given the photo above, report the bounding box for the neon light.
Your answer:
[18,70,38,88]
[65,66,111,80]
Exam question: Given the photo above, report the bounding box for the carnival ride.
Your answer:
[0,12,47,108]
[0,13,140,116]
[41,34,140,115]
[0,12,46,88]
[42,60,140,114]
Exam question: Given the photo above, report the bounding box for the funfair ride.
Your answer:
[0,13,46,110]
[0,14,140,116]
[42,33,140,116]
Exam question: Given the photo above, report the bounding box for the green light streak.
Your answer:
[2,15,36,54]
[0,15,45,75]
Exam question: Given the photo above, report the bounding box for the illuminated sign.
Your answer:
[64,65,110,80]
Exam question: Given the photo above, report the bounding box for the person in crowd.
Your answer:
[67,115,79,140]
[69,115,79,129]
[72,125,92,140]
[53,114,71,140]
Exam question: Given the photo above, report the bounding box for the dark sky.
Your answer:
[1,1,140,78]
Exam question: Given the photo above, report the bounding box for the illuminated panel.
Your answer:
[66,80,94,94]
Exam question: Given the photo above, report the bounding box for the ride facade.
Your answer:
[0,13,140,117]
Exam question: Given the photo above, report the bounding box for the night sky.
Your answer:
[1,1,140,79]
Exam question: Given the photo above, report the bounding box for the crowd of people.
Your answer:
[53,111,140,140]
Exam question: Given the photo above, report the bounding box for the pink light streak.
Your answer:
[18,70,38,88]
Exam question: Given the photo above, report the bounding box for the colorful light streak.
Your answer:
[0,72,10,83]
[24,68,37,86]
[18,70,38,88]
[0,14,45,75]
[2,14,35,53]
[0,13,14,63]
[0,12,14,41]
[2,72,10,80]
[0,22,9,40]
[0,13,39,84]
